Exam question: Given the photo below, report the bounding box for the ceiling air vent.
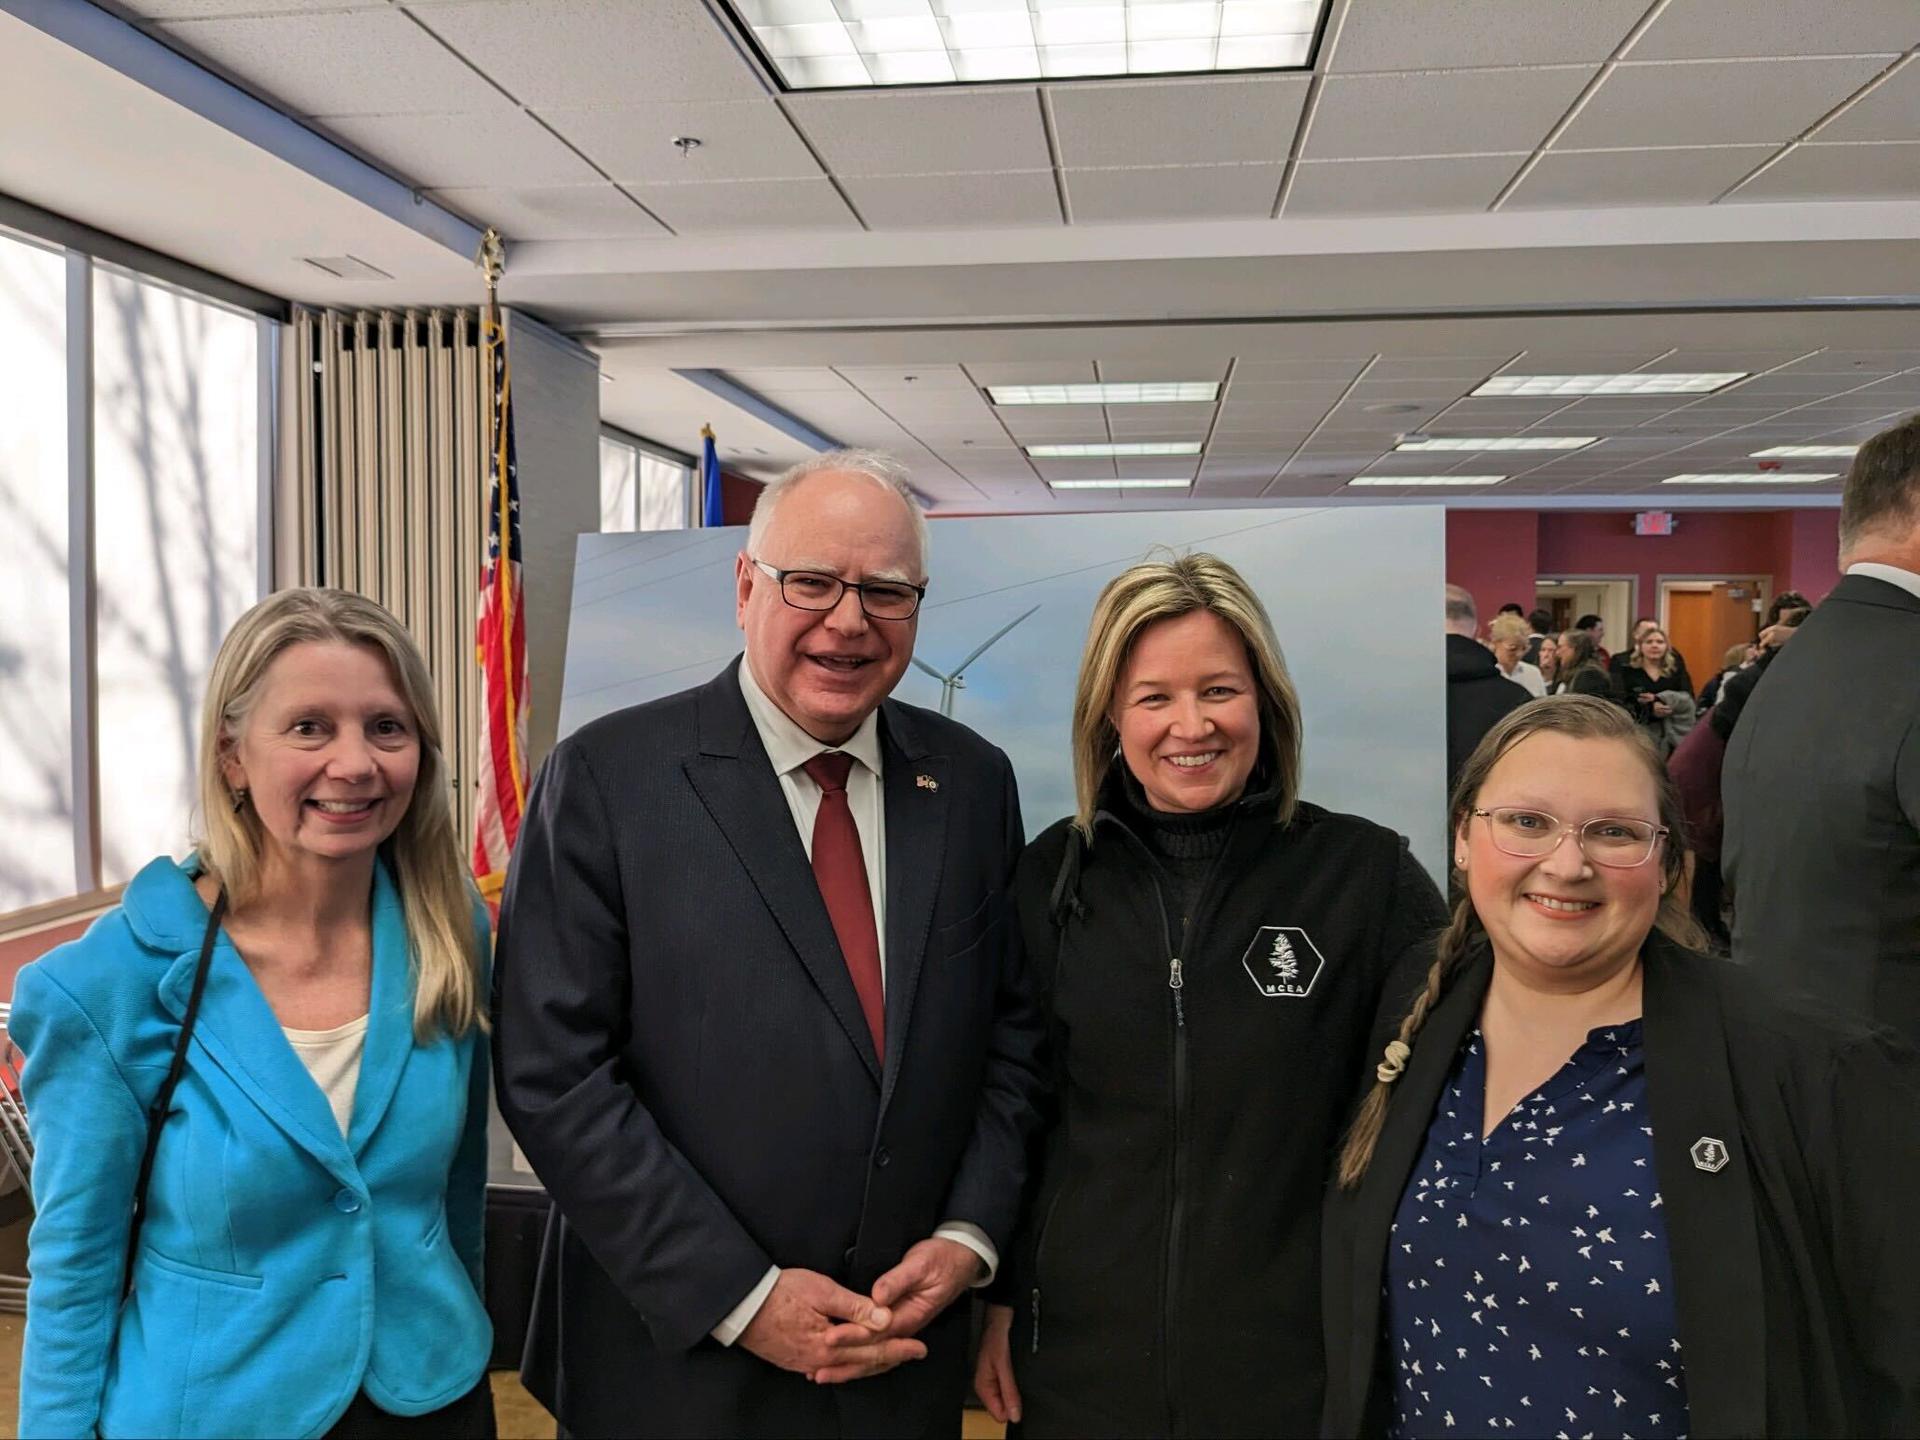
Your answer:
[301,255,394,281]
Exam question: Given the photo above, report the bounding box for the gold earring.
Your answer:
[231,789,249,813]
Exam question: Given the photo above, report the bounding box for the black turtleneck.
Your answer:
[1119,770,1239,931]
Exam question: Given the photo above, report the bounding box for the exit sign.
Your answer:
[1634,511,1676,536]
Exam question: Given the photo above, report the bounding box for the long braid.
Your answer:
[1335,897,1483,1189]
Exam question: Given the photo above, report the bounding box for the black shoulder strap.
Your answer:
[123,888,226,1298]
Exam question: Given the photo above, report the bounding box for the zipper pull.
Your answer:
[1168,956,1183,990]
[1168,957,1186,1028]
[1030,1287,1041,1354]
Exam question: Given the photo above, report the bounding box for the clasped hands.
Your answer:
[738,1236,982,1384]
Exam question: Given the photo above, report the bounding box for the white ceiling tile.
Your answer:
[1046,75,1309,168]
[1285,153,1524,214]
[1093,358,1232,383]
[1107,412,1214,437]
[841,171,1062,229]
[158,8,514,118]
[1728,142,1920,202]
[635,177,858,233]
[784,88,1049,177]
[1817,58,1920,142]
[1560,57,1893,149]
[965,361,1099,385]
[540,102,822,183]
[1031,457,1120,479]
[1066,163,1285,222]
[724,368,855,393]
[1304,67,1594,160]
[1364,356,1517,381]
[116,0,361,15]
[318,109,600,187]
[414,0,767,106]
[1329,0,1651,72]
[839,365,978,392]
[1507,144,1776,207]
[427,183,668,238]
[1627,0,1919,61]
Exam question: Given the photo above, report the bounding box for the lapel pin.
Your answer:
[915,773,939,792]
[1689,1136,1729,1173]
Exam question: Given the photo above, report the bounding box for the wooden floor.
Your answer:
[0,1326,1005,1440]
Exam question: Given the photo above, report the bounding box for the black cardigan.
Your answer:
[1320,933,1920,1438]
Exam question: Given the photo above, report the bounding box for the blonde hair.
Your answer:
[1070,551,1302,838]
[196,587,484,1040]
[1634,626,1678,679]
[1487,614,1530,648]
[1335,695,1703,1188]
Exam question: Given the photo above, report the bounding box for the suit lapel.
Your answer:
[1343,951,1491,1428]
[877,703,947,1115]
[685,664,881,1084]
[345,859,414,1153]
[158,927,359,1189]
[1642,940,1768,1439]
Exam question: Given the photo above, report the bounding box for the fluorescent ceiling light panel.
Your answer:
[1473,373,1747,398]
[1347,475,1507,487]
[1047,478,1192,489]
[988,382,1220,405]
[1661,473,1838,485]
[1395,436,1596,452]
[730,0,1324,88]
[1750,445,1859,458]
[1027,441,1203,457]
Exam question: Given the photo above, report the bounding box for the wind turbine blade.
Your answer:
[910,656,954,683]
[950,605,1042,678]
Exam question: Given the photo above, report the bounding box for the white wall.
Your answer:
[505,307,601,769]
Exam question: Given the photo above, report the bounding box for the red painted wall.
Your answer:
[1445,508,1841,619]
[1444,511,1539,623]
[720,470,763,526]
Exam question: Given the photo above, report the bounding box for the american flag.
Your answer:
[472,297,527,914]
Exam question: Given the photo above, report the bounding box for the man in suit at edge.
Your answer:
[1724,412,1920,1045]
[494,449,1046,1437]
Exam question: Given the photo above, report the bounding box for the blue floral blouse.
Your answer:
[1382,1022,1690,1439]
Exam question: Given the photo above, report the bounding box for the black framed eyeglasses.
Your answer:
[1471,807,1668,869]
[750,559,926,621]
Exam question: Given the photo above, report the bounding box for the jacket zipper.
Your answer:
[1028,1184,1067,1355]
[1157,890,1191,1440]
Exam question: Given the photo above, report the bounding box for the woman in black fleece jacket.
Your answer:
[973,553,1444,1439]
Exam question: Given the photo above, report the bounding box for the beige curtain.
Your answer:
[283,307,487,847]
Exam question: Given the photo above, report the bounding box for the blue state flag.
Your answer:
[699,425,724,527]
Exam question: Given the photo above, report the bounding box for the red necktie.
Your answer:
[802,752,885,1059]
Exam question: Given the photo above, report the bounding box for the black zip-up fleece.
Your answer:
[1003,778,1444,1439]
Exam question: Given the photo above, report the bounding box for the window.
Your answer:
[600,431,692,532]
[0,227,271,921]
[0,233,73,911]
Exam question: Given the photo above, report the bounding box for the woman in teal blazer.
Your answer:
[14,590,495,1439]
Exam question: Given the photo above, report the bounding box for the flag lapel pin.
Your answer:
[916,774,939,792]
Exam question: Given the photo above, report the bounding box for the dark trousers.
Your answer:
[323,1377,497,1440]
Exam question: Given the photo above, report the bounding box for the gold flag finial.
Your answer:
[476,228,506,289]
[700,423,715,440]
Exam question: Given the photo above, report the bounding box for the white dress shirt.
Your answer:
[1498,659,1547,698]
[1847,561,1920,603]
[712,659,996,1347]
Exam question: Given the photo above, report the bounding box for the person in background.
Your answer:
[1725,414,1920,1045]
[973,552,1444,1437]
[1574,613,1610,667]
[1486,613,1546,699]
[1444,585,1530,793]
[1696,641,1753,710]
[1523,608,1555,668]
[1548,628,1610,698]
[1322,697,1920,1440]
[1610,618,1692,697]
[1535,629,1560,690]
[1495,603,1527,619]
[13,588,496,1439]
[1617,625,1684,747]
[493,449,1045,1439]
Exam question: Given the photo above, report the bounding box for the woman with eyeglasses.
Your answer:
[1321,695,1920,1438]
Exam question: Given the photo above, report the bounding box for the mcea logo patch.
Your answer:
[1240,926,1325,999]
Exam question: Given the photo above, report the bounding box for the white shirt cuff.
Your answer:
[711,1265,780,1346]
[934,1221,998,1287]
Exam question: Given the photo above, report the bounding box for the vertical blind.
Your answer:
[287,307,487,847]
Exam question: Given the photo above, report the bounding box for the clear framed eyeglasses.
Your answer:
[1471,806,1668,869]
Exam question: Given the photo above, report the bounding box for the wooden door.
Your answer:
[1666,584,1759,687]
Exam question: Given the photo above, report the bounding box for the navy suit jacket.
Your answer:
[493,660,1046,1438]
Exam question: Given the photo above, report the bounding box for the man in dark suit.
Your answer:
[494,450,1046,1437]
[1444,585,1530,795]
[1724,413,1920,1044]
